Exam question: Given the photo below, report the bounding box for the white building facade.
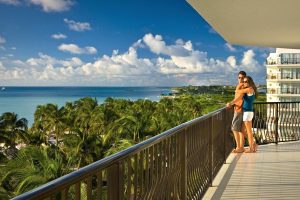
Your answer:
[266,48,300,102]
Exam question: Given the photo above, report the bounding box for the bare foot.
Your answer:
[232,148,245,153]
[253,142,258,152]
[245,148,255,153]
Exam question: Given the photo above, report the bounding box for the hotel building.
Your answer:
[266,48,300,139]
[266,48,300,102]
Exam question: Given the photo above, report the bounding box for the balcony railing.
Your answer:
[253,102,300,143]
[12,102,300,200]
[266,58,300,65]
[267,88,300,94]
[281,58,300,65]
[267,73,300,80]
[13,107,234,200]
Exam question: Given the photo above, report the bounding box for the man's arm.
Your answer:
[226,92,244,108]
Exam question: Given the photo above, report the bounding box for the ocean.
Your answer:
[0,87,172,126]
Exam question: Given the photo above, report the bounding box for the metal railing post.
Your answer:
[107,163,121,200]
[223,110,227,164]
[210,117,213,186]
[275,103,279,144]
[180,128,187,200]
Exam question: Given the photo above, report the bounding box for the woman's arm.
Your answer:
[236,87,253,94]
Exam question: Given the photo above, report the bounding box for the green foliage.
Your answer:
[1,146,68,196]
[0,112,28,148]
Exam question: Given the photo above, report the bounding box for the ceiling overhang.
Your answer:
[187,0,300,49]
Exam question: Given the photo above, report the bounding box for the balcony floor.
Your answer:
[204,141,300,200]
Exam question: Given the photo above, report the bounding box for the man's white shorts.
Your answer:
[243,112,254,121]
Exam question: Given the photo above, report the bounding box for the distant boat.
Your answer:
[1,87,5,91]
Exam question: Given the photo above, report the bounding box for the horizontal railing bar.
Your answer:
[12,107,226,200]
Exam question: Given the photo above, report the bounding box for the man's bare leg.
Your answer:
[238,123,246,151]
[233,131,240,149]
[233,131,244,153]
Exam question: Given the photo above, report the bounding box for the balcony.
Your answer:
[267,73,300,80]
[267,58,300,65]
[266,58,280,65]
[267,88,300,95]
[12,102,300,200]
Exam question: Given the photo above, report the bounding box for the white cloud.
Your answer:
[51,33,67,39]
[0,0,20,5]
[64,18,91,32]
[225,43,237,52]
[0,0,73,12]
[0,35,6,44]
[29,0,73,12]
[58,43,97,55]
[0,34,266,86]
[241,50,261,72]
[143,33,237,74]
[227,56,237,68]
[143,34,190,56]
[78,47,156,77]
[26,53,83,67]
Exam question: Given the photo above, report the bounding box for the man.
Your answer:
[226,71,247,153]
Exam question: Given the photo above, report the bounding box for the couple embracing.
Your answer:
[227,71,258,153]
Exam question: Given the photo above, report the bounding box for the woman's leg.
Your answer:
[244,120,255,152]
[239,123,246,150]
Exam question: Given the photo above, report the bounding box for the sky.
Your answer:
[0,0,273,86]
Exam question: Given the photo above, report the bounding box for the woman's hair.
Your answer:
[245,76,258,98]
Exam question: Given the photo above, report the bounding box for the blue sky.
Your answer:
[0,0,272,86]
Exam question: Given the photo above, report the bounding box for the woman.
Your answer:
[235,76,258,153]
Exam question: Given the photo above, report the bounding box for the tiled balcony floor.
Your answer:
[204,141,300,200]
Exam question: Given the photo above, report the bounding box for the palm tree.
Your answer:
[61,129,103,169]
[104,139,135,157]
[26,130,47,146]
[33,104,66,146]
[152,98,180,132]
[0,186,10,200]
[1,146,68,196]
[104,99,155,145]
[0,112,28,157]
[73,97,98,134]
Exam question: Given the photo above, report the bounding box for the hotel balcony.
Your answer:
[267,72,300,82]
[267,73,300,81]
[266,57,280,66]
[266,58,300,66]
[267,88,300,95]
[12,102,300,200]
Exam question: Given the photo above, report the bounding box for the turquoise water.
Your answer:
[0,87,171,126]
